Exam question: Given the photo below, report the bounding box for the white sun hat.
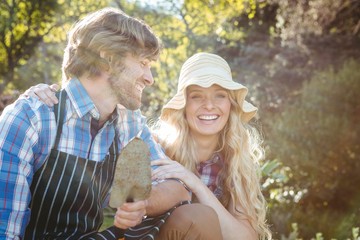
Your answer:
[161,52,258,122]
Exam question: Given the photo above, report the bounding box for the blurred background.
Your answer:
[1,0,359,239]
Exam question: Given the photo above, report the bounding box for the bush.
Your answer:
[268,59,360,239]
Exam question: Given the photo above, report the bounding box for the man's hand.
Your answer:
[23,83,60,107]
[114,200,148,229]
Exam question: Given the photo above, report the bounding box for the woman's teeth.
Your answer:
[198,115,218,120]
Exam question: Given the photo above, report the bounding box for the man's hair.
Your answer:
[62,7,162,83]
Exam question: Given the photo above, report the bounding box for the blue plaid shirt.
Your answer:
[0,78,166,239]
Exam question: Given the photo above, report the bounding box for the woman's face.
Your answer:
[185,84,231,139]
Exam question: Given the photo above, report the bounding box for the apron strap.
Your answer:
[53,90,67,150]
[52,89,118,156]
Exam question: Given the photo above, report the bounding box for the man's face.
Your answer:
[108,54,154,110]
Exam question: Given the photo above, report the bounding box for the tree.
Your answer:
[0,0,111,94]
[0,0,61,94]
[268,0,360,48]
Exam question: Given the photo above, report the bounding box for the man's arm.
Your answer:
[0,99,53,238]
[146,179,191,216]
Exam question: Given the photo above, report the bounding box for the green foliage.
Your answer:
[274,59,360,205]
[261,159,281,177]
[281,223,301,240]
[352,228,360,240]
[269,60,360,238]
[281,223,360,240]
[180,0,263,52]
[268,0,360,47]
[0,0,60,92]
[0,0,110,93]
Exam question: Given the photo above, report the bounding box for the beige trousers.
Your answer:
[155,203,223,240]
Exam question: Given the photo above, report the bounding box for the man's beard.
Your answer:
[108,74,142,110]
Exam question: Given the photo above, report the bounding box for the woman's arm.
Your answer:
[151,159,257,240]
[22,83,60,106]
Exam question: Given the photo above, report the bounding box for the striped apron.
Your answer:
[24,90,118,239]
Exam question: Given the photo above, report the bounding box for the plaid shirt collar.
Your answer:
[64,77,118,124]
[197,152,224,197]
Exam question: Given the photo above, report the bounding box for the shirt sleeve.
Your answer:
[139,123,168,162]
[136,111,167,160]
[117,109,168,170]
[0,98,54,239]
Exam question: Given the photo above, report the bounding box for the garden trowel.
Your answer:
[109,137,152,208]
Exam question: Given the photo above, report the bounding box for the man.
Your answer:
[0,8,192,239]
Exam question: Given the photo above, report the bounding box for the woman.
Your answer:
[151,52,271,239]
[23,52,272,239]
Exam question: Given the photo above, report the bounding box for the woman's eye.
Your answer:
[216,93,227,98]
[190,94,202,99]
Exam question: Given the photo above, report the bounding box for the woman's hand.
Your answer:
[23,83,60,107]
[114,200,148,229]
[151,159,203,194]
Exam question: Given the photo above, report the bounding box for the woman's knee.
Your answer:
[157,203,222,240]
[173,203,219,225]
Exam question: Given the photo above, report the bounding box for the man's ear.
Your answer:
[99,51,106,59]
[100,51,112,62]
[99,51,112,73]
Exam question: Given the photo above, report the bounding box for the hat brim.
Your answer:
[162,76,257,122]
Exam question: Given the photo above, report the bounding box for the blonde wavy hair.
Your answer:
[62,7,162,84]
[156,90,272,239]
